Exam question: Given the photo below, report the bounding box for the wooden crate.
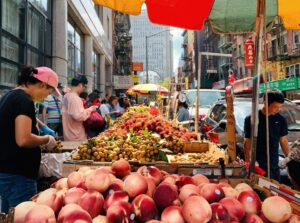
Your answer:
[60,141,82,152]
[250,174,300,215]
[177,163,247,178]
[62,160,113,177]
[183,141,209,153]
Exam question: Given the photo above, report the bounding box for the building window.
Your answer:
[1,35,20,63]
[286,64,300,78]
[293,31,299,48]
[28,0,50,16]
[295,64,300,77]
[0,0,52,89]
[0,62,19,87]
[94,5,103,23]
[107,16,110,40]
[67,21,84,82]
[92,50,100,90]
[2,0,25,39]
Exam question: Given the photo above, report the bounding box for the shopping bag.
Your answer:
[84,110,105,129]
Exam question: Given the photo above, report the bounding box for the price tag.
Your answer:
[193,169,212,176]
[225,169,233,176]
[213,169,221,176]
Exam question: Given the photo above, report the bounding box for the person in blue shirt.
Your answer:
[177,101,190,122]
[106,95,120,120]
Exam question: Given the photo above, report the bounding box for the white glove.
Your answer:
[278,157,290,169]
[45,135,57,150]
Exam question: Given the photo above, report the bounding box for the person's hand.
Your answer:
[40,125,56,137]
[45,135,57,150]
[89,105,98,112]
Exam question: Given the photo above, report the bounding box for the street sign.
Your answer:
[113,75,134,89]
[245,39,255,68]
[129,74,139,83]
[132,62,144,71]
[259,77,300,93]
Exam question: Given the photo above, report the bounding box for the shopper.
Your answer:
[42,91,63,138]
[85,90,104,137]
[0,66,58,213]
[106,95,120,120]
[88,90,101,107]
[62,75,97,141]
[244,90,290,181]
[176,101,189,122]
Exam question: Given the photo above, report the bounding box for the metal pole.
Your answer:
[250,0,266,175]
[195,53,202,134]
[146,36,149,84]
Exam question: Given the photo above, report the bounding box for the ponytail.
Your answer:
[18,65,40,86]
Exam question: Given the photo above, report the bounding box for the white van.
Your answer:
[183,89,225,119]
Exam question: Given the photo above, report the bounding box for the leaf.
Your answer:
[141,129,151,137]
[131,135,140,144]
[129,127,134,135]
[156,150,168,162]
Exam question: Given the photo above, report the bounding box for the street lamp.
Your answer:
[146,29,172,83]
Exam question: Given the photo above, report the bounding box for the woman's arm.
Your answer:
[15,115,49,148]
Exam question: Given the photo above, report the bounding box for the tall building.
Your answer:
[0,0,113,95]
[130,10,173,82]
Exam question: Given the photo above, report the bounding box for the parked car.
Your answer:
[292,99,300,106]
[204,97,300,150]
[203,97,300,183]
[183,89,225,119]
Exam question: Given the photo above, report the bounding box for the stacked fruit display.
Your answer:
[168,147,226,165]
[112,106,150,127]
[13,160,298,223]
[113,114,198,142]
[72,133,164,162]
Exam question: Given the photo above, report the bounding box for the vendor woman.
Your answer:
[0,66,58,213]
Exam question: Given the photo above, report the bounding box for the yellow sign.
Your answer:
[129,74,139,83]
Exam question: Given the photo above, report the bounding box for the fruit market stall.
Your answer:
[61,105,243,178]
[3,159,300,223]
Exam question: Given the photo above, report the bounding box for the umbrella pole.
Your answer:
[250,0,266,176]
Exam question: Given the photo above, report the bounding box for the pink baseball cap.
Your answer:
[33,67,60,95]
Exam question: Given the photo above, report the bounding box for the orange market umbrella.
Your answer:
[127,84,169,95]
[93,0,300,31]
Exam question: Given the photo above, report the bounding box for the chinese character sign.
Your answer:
[244,39,255,68]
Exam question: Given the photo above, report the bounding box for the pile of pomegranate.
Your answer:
[14,160,298,223]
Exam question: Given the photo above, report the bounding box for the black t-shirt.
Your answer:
[0,89,41,179]
[244,110,288,180]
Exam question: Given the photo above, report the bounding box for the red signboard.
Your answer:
[244,39,255,68]
[132,62,144,71]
